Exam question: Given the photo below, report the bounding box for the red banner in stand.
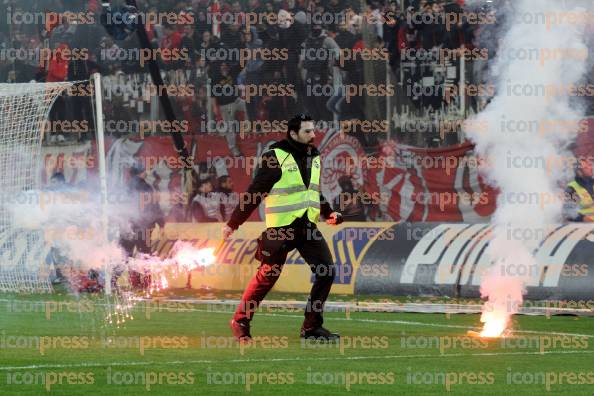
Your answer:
[48,118,594,223]
[40,132,498,222]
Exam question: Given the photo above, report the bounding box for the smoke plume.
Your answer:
[464,0,591,334]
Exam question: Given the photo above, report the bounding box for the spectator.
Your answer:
[301,23,339,121]
[248,0,267,18]
[365,0,384,40]
[221,21,243,50]
[193,4,213,39]
[199,30,214,52]
[99,36,121,74]
[327,19,365,121]
[239,29,264,122]
[230,0,244,23]
[46,43,70,82]
[383,1,403,73]
[216,175,238,221]
[332,176,367,221]
[398,6,419,55]
[192,179,223,222]
[120,160,165,257]
[565,157,594,222]
[159,23,183,69]
[198,30,221,69]
[181,24,198,66]
[325,0,344,33]
[278,9,308,113]
[211,61,246,156]
[68,48,100,140]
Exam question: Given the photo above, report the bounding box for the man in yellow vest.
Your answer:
[223,114,344,341]
[565,156,594,222]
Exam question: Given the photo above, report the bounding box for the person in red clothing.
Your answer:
[160,23,183,49]
[46,43,70,82]
[159,23,183,68]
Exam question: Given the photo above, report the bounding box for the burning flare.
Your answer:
[479,309,508,338]
[175,246,216,270]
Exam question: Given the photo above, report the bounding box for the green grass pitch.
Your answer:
[1,292,593,395]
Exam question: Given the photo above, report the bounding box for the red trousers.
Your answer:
[233,224,335,330]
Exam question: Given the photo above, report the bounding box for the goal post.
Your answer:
[92,73,112,296]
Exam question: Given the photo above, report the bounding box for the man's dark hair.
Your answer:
[287,113,313,137]
[218,175,231,186]
[197,179,213,190]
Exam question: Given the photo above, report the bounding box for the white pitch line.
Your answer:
[1,350,593,371]
[3,299,594,338]
[190,309,594,339]
[3,298,594,339]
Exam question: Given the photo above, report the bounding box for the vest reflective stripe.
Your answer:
[265,200,321,214]
[269,185,307,195]
[568,181,594,221]
[265,148,321,227]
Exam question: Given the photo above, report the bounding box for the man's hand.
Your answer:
[325,212,343,225]
[222,225,234,240]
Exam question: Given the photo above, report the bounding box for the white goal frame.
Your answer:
[0,74,109,294]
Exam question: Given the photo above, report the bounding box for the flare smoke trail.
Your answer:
[465,0,591,335]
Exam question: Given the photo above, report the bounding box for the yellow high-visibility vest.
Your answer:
[264,148,321,227]
[568,180,594,222]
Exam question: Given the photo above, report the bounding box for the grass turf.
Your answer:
[0,292,593,395]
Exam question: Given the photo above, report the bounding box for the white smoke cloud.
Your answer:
[6,186,136,273]
[464,0,591,334]
[5,179,216,293]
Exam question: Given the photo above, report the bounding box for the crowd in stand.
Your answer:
[0,0,496,149]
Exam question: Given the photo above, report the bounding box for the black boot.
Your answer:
[300,326,340,341]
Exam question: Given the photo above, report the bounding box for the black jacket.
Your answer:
[227,138,334,230]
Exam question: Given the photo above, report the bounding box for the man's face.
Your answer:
[223,178,233,190]
[200,181,213,193]
[292,121,316,145]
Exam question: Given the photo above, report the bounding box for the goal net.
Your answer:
[0,82,75,293]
